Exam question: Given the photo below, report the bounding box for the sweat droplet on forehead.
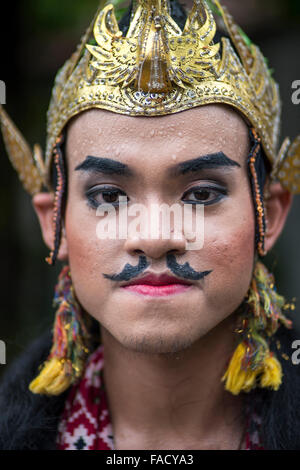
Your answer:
[66,105,250,175]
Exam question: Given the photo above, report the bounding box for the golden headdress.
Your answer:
[1,0,300,194]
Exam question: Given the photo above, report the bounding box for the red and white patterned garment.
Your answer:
[56,345,264,450]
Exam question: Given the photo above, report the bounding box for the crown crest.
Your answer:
[85,0,220,92]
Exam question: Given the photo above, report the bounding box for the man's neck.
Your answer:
[101,312,245,450]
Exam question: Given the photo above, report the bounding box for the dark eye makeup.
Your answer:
[85,183,228,209]
[85,186,128,209]
[182,184,228,206]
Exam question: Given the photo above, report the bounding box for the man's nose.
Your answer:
[123,230,186,260]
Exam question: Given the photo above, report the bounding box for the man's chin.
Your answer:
[100,322,211,355]
[117,332,198,356]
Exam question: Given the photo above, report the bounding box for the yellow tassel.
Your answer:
[222,342,283,395]
[29,357,73,396]
[222,260,293,395]
[260,353,282,390]
[221,342,260,395]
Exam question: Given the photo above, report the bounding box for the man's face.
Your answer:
[64,104,255,353]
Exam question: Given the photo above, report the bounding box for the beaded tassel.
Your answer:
[248,128,267,257]
[29,265,91,395]
[46,134,66,266]
[222,261,294,395]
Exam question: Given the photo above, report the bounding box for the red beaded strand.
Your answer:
[46,134,66,266]
[248,128,266,257]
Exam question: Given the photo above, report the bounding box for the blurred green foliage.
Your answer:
[22,0,129,33]
[23,0,100,31]
[21,0,300,36]
[285,0,300,15]
[262,0,300,19]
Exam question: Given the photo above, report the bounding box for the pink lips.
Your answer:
[120,273,193,297]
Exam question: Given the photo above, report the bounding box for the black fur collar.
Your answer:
[0,332,67,450]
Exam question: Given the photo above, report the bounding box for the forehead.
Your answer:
[65,104,249,172]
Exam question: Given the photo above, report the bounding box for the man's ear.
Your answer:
[264,182,293,253]
[32,192,68,261]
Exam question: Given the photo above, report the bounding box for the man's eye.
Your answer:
[182,186,227,205]
[86,187,128,208]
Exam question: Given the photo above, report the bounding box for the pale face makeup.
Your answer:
[64,104,255,355]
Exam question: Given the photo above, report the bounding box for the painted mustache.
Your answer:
[103,254,212,282]
[166,254,212,281]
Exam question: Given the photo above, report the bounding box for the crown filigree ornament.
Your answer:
[1,0,300,194]
[0,105,45,195]
[85,0,220,92]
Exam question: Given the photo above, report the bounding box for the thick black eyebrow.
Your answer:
[75,152,240,179]
[75,156,135,177]
[168,152,241,177]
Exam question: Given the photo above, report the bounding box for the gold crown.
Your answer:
[1,0,300,194]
